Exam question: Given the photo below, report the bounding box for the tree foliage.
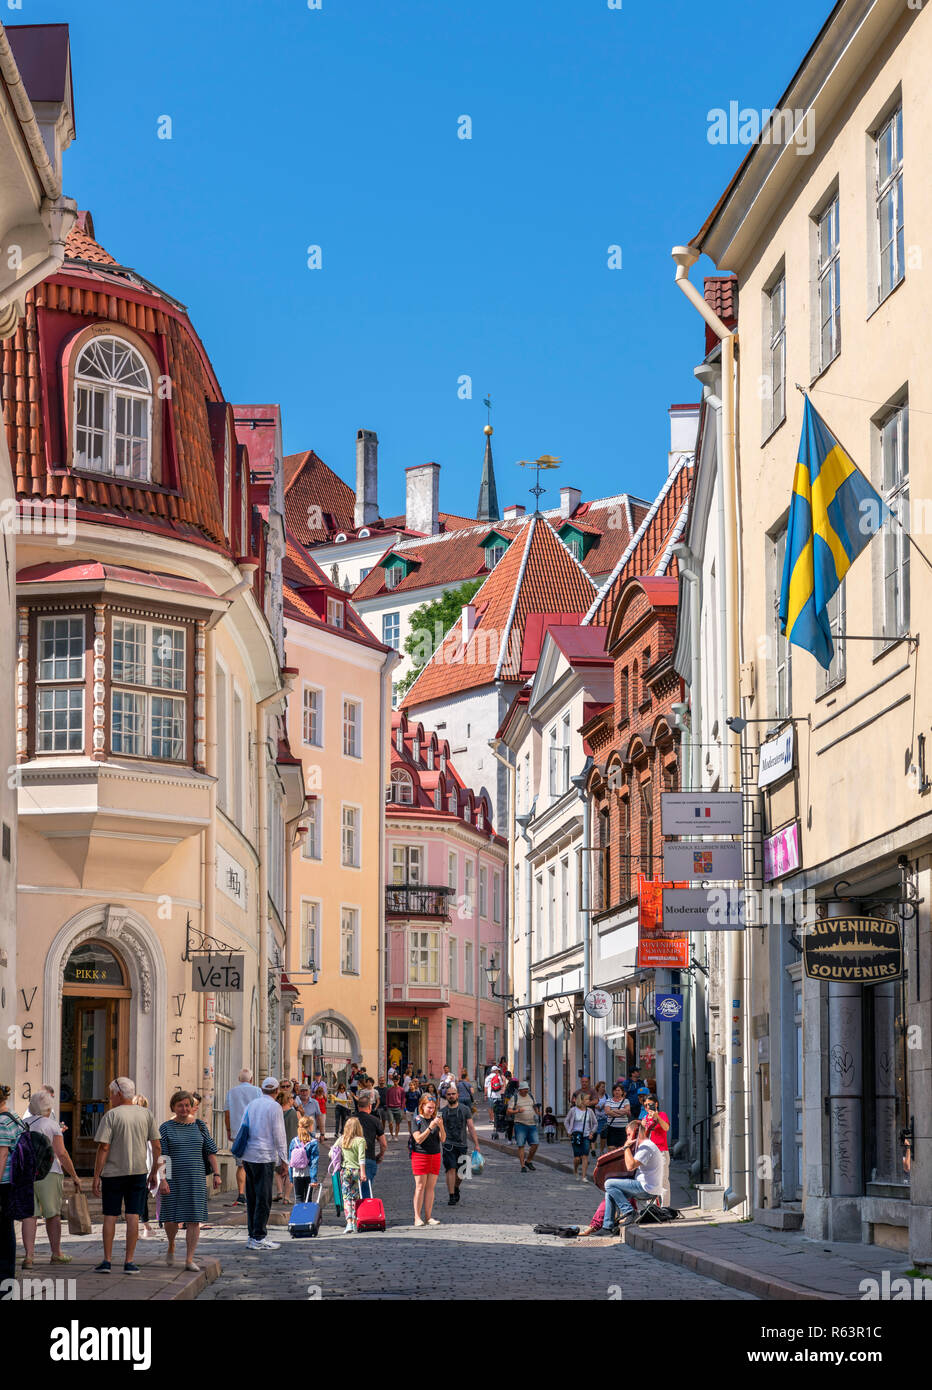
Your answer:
[395,577,484,696]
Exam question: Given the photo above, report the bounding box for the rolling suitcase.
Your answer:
[289,1184,323,1238]
[355,1180,386,1232]
[331,1172,344,1215]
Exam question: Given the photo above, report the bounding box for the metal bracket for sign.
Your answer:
[182,913,238,963]
[829,877,920,921]
[686,957,710,979]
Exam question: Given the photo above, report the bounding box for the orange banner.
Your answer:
[637,874,690,969]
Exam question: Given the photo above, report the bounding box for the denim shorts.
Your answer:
[570,1132,591,1156]
[514,1123,538,1147]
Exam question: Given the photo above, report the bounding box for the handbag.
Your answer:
[230,1109,250,1159]
[67,1188,91,1236]
[196,1118,213,1175]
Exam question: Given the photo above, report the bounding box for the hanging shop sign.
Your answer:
[636,875,690,969]
[763,821,801,882]
[290,1007,305,1026]
[802,917,903,982]
[654,993,684,1023]
[661,792,743,836]
[663,839,742,882]
[191,954,245,992]
[758,725,795,788]
[584,988,613,1019]
[662,887,745,930]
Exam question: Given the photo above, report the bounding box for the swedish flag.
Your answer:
[779,398,886,669]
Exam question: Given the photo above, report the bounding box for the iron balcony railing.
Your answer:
[385,883,453,917]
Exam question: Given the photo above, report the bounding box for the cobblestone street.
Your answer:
[194,1138,756,1301]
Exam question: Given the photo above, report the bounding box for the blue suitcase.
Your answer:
[289,1186,322,1238]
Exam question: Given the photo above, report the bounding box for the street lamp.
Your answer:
[485,956,514,1002]
[726,714,810,738]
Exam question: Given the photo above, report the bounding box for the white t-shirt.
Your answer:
[633,1138,664,1194]
[226,1082,262,1134]
[484,1072,502,1098]
[27,1114,62,1175]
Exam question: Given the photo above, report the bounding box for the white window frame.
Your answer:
[301,899,321,970]
[302,797,322,861]
[73,333,153,480]
[342,697,362,759]
[773,525,791,720]
[35,615,85,753]
[448,851,457,893]
[821,580,846,693]
[408,928,440,986]
[817,195,841,370]
[479,865,488,919]
[389,768,414,804]
[302,684,323,748]
[560,856,570,950]
[479,945,488,998]
[766,273,786,436]
[340,905,360,975]
[385,561,404,590]
[341,803,361,869]
[232,682,244,827]
[391,844,423,884]
[463,941,473,995]
[875,105,904,304]
[879,403,909,641]
[382,611,400,650]
[485,541,507,570]
[464,860,475,914]
[492,872,501,924]
[327,597,345,628]
[448,937,458,993]
[215,663,229,812]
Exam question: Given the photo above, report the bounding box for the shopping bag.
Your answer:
[470,1149,484,1175]
[67,1189,91,1235]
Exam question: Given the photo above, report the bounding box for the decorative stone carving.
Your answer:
[57,907,152,1013]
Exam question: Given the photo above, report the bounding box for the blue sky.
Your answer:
[27,0,823,520]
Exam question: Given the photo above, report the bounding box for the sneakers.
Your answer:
[245,1238,263,1250]
[93,1260,112,1274]
[426,1217,440,1226]
[448,1195,457,1205]
[257,1238,280,1249]
[525,1161,536,1171]
[621,1210,638,1227]
[123,1262,141,1275]
[343,1223,356,1234]
[519,1166,528,1173]
[50,1253,73,1264]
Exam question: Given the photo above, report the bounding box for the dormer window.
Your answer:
[335,533,348,543]
[477,807,485,830]
[385,562,405,590]
[359,528,371,538]
[396,726,405,753]
[390,769,414,804]
[426,746,435,770]
[327,598,345,628]
[74,335,152,480]
[440,754,447,773]
[485,542,507,570]
[434,785,442,810]
[464,804,472,825]
[448,793,457,814]
[412,737,420,763]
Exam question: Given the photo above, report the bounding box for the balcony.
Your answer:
[385,883,453,918]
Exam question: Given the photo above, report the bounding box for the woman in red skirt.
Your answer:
[410,1093,445,1227]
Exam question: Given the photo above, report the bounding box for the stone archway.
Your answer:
[43,903,168,1120]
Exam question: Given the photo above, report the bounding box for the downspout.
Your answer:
[199,626,218,1129]
[516,802,536,1079]
[283,811,308,1080]
[571,759,594,1076]
[255,676,293,1077]
[378,652,399,1080]
[672,246,748,1213]
[488,738,516,1065]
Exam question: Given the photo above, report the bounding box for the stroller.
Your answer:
[492,1095,507,1141]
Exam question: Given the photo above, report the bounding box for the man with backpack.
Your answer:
[91,1077,162,1274]
[485,1065,504,1126]
[507,1080,541,1174]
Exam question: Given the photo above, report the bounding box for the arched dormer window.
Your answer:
[390,768,414,804]
[334,532,348,543]
[477,805,485,831]
[412,737,420,763]
[426,745,435,770]
[74,335,152,480]
[448,791,457,814]
[396,725,405,754]
[434,784,442,811]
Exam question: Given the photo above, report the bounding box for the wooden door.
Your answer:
[64,998,126,1172]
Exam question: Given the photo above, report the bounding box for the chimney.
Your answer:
[503,503,525,521]
[355,429,379,529]
[668,405,700,473]
[405,462,440,536]
[560,485,582,519]
[461,603,476,645]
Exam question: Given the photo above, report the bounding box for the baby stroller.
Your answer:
[492,1095,507,1141]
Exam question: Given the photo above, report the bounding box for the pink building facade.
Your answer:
[385,711,508,1082]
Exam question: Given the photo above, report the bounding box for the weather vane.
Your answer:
[517,454,561,511]
[483,394,492,426]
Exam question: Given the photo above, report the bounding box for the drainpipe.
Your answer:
[488,738,516,1064]
[255,677,294,1077]
[283,811,308,1079]
[672,246,749,1213]
[516,803,536,1081]
[199,626,218,1128]
[571,758,594,1075]
[378,653,398,1079]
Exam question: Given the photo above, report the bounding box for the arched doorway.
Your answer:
[301,1016,359,1089]
[60,940,131,1172]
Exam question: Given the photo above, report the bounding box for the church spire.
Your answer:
[477,422,500,522]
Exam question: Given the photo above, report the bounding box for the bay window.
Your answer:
[409,929,440,985]
[36,616,85,752]
[111,619,186,760]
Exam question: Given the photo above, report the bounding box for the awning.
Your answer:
[280,972,300,998]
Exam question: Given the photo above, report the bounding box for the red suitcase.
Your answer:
[356,1181,386,1232]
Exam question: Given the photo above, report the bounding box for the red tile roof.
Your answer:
[17,560,216,598]
[585,458,692,628]
[400,514,598,708]
[353,495,648,603]
[387,710,505,843]
[282,536,388,652]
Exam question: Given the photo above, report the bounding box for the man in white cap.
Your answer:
[506,1080,540,1174]
[240,1077,288,1251]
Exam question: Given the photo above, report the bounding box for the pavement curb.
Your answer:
[623,1227,841,1301]
[481,1135,585,1181]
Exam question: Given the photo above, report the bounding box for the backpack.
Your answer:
[637,1204,681,1224]
[533,1224,580,1238]
[20,1116,55,1182]
[290,1141,309,1171]
[489,1074,503,1093]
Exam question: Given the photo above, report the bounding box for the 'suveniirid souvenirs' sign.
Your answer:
[803,917,903,982]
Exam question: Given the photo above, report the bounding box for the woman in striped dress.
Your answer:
[157,1090,220,1272]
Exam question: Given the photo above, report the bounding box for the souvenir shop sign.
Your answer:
[803,918,903,983]
[636,875,690,969]
[192,955,245,992]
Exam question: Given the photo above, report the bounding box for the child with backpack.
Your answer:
[289,1113,319,1203]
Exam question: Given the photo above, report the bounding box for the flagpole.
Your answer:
[795,384,932,575]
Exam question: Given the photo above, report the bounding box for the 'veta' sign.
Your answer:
[192,954,245,992]
[803,918,903,982]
